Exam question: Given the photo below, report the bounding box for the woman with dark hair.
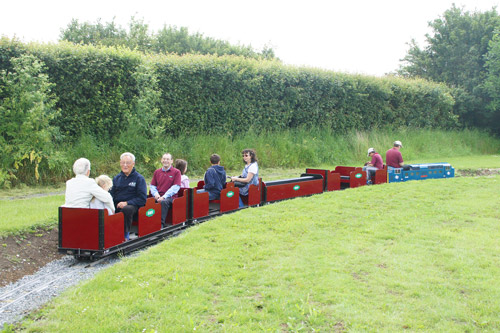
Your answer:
[175,159,190,188]
[231,149,259,207]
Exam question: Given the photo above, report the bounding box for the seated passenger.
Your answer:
[150,153,181,228]
[110,152,147,241]
[362,148,384,184]
[231,149,259,208]
[90,175,114,215]
[175,159,190,188]
[386,140,405,168]
[201,154,227,200]
[64,158,114,213]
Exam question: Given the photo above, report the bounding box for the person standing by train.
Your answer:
[110,152,147,241]
[386,141,404,168]
[231,149,259,208]
[150,153,181,228]
[363,148,384,184]
[64,158,115,214]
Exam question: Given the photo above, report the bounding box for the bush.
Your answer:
[0,40,460,141]
[0,54,58,186]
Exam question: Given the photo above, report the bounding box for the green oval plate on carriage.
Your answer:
[146,209,155,217]
[293,185,300,191]
[355,173,362,179]
[227,191,235,198]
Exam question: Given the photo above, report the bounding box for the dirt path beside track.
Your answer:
[0,227,64,287]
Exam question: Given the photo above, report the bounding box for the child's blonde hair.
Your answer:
[95,175,113,190]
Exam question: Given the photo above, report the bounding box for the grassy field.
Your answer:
[0,195,63,236]
[17,173,500,331]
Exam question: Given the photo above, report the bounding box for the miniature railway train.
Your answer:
[59,163,455,260]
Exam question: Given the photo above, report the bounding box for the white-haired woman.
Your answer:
[64,158,115,214]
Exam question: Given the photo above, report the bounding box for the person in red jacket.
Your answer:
[150,153,181,228]
[363,148,384,184]
[385,141,404,168]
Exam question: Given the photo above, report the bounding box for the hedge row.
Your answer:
[0,38,459,140]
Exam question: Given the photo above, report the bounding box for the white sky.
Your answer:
[1,0,499,76]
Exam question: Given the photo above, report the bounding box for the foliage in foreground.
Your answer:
[21,175,500,331]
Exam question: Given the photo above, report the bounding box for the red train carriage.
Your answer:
[59,196,188,260]
[59,164,451,261]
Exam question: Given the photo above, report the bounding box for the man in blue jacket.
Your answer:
[110,152,147,241]
[203,154,227,200]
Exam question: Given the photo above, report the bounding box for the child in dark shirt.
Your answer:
[202,154,227,200]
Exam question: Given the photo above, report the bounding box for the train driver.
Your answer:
[386,141,405,168]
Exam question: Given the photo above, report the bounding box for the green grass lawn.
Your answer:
[19,174,500,331]
[0,195,64,237]
[411,154,500,169]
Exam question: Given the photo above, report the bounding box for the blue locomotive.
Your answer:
[387,163,455,182]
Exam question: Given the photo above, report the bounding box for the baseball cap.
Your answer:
[393,140,403,147]
[367,147,375,156]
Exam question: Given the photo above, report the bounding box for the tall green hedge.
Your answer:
[0,38,459,140]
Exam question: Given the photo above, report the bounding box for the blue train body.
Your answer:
[388,163,455,182]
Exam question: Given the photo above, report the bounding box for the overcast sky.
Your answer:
[1,0,499,76]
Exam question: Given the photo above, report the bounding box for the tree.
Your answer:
[60,18,276,60]
[118,61,166,165]
[398,5,500,132]
[0,54,58,186]
[483,33,500,134]
[60,18,128,47]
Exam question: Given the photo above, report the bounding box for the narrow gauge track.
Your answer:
[0,265,77,313]
[0,223,190,326]
[0,256,118,326]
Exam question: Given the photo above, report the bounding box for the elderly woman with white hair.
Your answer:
[63,158,115,214]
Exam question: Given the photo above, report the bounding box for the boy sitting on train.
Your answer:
[198,154,227,200]
[90,174,115,215]
[363,148,384,184]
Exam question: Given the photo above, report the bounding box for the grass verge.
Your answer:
[20,175,500,331]
[0,195,64,237]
